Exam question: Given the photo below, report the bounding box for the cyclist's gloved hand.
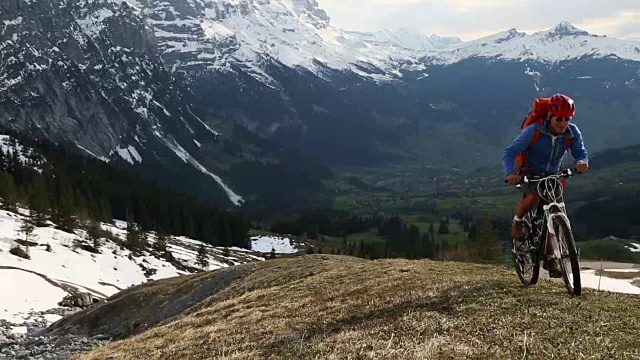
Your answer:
[576,161,589,173]
[506,173,521,185]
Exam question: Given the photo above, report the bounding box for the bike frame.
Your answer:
[543,201,568,260]
[521,168,577,261]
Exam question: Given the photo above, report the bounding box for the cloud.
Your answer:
[578,11,640,39]
[317,0,640,41]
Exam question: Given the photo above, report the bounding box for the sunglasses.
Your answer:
[554,117,571,123]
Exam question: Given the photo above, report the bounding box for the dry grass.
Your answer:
[71,255,640,360]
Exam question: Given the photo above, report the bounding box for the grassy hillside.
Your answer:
[39,255,640,359]
[578,238,640,263]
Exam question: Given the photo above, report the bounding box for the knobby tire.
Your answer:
[514,212,540,286]
[553,214,582,296]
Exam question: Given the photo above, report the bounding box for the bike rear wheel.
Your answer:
[513,213,540,286]
[553,215,582,295]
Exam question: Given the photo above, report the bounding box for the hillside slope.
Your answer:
[0,205,307,333]
[36,255,640,359]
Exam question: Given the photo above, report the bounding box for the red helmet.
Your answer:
[549,93,575,117]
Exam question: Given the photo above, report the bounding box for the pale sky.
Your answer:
[316,0,640,41]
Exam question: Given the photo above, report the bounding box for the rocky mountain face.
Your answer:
[1,0,639,212]
[0,0,334,211]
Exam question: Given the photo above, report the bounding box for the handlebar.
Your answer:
[504,167,581,185]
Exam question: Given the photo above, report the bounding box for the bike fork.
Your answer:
[544,208,562,260]
[543,204,567,261]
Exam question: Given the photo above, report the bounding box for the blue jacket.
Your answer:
[502,121,588,177]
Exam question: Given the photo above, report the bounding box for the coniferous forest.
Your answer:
[267,209,510,263]
[0,129,250,249]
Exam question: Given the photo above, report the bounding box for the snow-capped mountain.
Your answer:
[133,0,640,166]
[125,0,640,82]
[2,0,640,210]
[422,22,640,65]
[346,28,462,52]
[155,7,638,169]
[139,0,427,87]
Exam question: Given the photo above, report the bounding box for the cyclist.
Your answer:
[502,93,589,277]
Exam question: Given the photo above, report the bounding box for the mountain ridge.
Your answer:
[2,0,640,213]
[421,22,640,65]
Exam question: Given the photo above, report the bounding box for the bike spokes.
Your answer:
[553,218,582,296]
[558,236,575,282]
[513,216,540,286]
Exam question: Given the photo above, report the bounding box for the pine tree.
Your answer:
[440,238,451,257]
[183,213,196,239]
[474,213,502,264]
[55,182,77,232]
[422,233,436,260]
[98,197,112,222]
[0,171,18,211]
[462,220,471,232]
[138,229,149,251]
[195,242,209,270]
[28,176,50,226]
[125,217,143,254]
[86,218,102,252]
[19,215,36,243]
[307,225,318,240]
[153,228,169,254]
[356,240,364,257]
[307,245,315,254]
[74,189,90,225]
[200,218,215,246]
[220,220,232,247]
[408,225,421,259]
[438,219,450,234]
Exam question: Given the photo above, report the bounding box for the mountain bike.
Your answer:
[508,168,583,296]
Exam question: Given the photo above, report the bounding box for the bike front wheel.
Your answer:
[553,215,582,295]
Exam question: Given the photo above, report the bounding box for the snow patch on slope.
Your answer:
[250,235,299,253]
[0,208,263,324]
[346,28,462,51]
[114,145,143,164]
[0,270,68,324]
[75,8,115,40]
